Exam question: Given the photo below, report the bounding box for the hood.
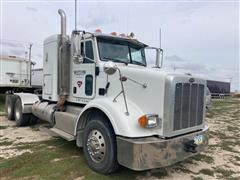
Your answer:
[97,62,206,137]
[103,63,199,116]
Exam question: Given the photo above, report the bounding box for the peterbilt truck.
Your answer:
[5,9,208,174]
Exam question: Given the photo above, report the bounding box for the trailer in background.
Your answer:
[0,55,42,93]
[207,80,230,98]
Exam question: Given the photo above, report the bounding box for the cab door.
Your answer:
[71,40,96,103]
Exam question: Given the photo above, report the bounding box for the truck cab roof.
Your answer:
[86,32,148,47]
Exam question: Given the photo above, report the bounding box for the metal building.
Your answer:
[207,80,230,95]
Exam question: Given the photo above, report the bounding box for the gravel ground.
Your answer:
[0,117,52,159]
[0,98,239,180]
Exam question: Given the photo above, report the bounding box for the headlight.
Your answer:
[138,114,160,128]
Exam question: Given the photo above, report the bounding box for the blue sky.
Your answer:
[0,0,239,91]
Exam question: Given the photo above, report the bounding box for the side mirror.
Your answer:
[155,48,161,68]
[145,47,163,68]
[72,31,83,63]
[104,61,117,75]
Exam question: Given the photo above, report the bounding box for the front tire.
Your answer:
[83,115,119,174]
[14,98,30,126]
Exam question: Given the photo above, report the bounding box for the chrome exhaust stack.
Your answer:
[57,9,70,110]
[58,9,67,37]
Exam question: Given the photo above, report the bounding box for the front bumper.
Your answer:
[116,125,209,171]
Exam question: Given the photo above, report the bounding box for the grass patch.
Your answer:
[13,143,41,150]
[209,131,239,140]
[175,166,195,174]
[226,126,239,132]
[30,126,40,131]
[216,140,239,153]
[208,131,239,153]
[0,125,9,130]
[192,154,214,164]
[233,156,240,162]
[0,138,146,180]
[0,140,13,146]
[207,100,240,118]
[199,168,214,176]
[184,158,197,165]
[191,176,203,180]
[215,167,235,178]
[150,168,168,178]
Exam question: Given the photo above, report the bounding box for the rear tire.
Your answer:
[29,115,38,125]
[5,95,16,120]
[14,98,30,126]
[83,115,119,174]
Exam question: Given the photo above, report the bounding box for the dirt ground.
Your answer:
[0,98,239,180]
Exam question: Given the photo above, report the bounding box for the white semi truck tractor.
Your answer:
[5,9,208,174]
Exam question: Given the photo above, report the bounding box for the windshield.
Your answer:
[97,37,146,66]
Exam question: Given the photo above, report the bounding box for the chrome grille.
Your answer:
[173,83,204,131]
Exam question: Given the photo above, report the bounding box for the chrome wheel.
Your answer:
[7,105,11,116]
[15,106,20,120]
[83,118,119,174]
[86,129,106,163]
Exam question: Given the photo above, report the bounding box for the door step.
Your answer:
[50,127,75,141]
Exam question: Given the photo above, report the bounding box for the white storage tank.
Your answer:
[0,55,32,87]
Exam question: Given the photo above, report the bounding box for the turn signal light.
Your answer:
[138,114,160,128]
[138,115,148,127]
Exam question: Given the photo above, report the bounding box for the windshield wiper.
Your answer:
[101,57,128,65]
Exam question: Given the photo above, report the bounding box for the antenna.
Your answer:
[29,43,33,61]
[29,43,33,85]
[159,28,164,68]
[159,28,161,49]
[75,0,77,30]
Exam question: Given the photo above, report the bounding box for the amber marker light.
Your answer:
[110,32,117,36]
[95,28,102,33]
[138,115,148,128]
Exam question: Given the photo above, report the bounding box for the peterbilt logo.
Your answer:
[189,78,195,83]
[77,81,82,88]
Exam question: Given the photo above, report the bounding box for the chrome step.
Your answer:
[50,127,75,141]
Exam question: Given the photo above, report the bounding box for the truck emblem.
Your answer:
[77,81,82,88]
[189,78,195,83]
